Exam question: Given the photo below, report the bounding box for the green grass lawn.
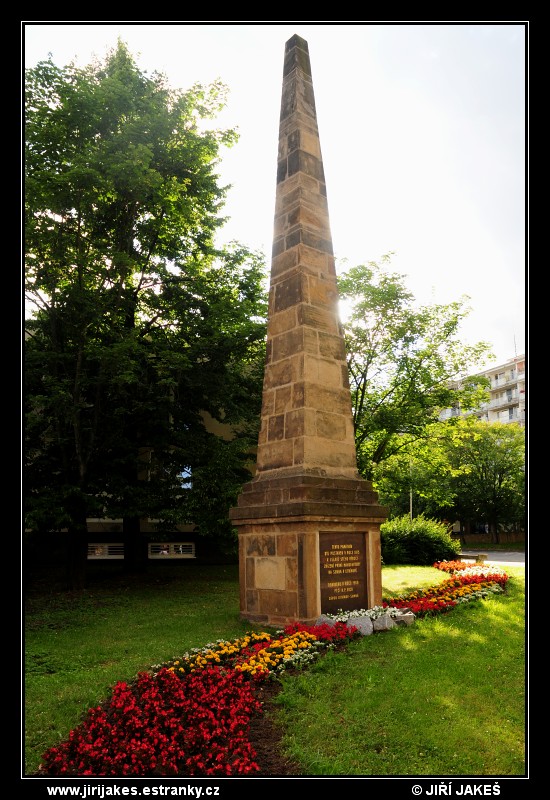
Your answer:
[275,564,525,776]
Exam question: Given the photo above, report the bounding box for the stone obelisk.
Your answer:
[230,34,388,625]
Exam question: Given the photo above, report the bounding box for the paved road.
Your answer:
[460,550,525,567]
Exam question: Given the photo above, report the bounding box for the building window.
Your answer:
[148,543,196,559]
[87,543,124,559]
[88,542,196,559]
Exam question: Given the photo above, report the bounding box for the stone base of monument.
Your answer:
[233,520,386,626]
[231,475,388,626]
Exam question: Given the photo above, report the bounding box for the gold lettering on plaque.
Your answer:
[319,533,367,612]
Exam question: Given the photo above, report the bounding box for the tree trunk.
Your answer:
[65,503,89,590]
[123,516,147,573]
[492,521,500,545]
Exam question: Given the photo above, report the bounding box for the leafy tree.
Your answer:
[371,430,456,522]
[24,42,267,587]
[442,418,525,542]
[373,419,525,539]
[337,254,493,479]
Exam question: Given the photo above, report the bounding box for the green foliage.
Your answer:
[373,419,525,537]
[373,427,459,521]
[337,254,493,479]
[24,41,268,581]
[380,513,461,565]
[443,419,525,538]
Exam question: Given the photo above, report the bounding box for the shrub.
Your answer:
[380,514,461,565]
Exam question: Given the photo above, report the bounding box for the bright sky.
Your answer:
[23,22,527,368]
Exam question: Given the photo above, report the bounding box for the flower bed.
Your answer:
[38,561,509,777]
[382,565,509,616]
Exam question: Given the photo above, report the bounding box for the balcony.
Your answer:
[498,414,522,424]
[488,393,519,410]
[491,376,518,390]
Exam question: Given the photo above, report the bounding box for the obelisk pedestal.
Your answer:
[229,35,388,626]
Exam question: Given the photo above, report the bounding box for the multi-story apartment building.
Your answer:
[440,354,526,427]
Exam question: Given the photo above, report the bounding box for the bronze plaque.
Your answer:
[319,532,367,614]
